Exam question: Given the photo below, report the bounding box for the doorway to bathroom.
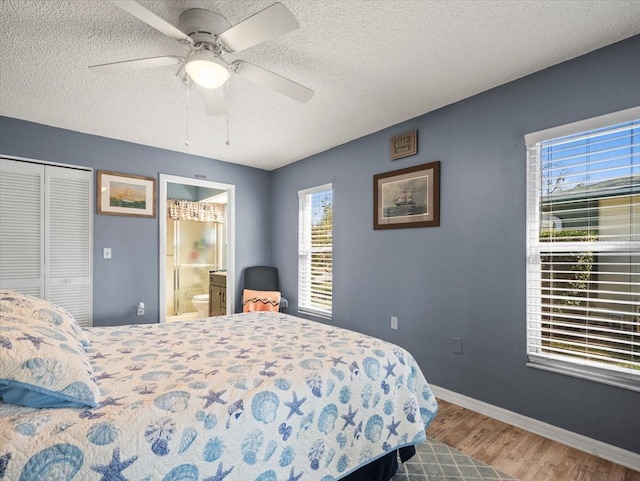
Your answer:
[158,174,235,323]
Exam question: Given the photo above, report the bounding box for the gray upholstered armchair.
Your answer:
[243,266,288,312]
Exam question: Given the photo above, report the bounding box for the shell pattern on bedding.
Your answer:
[0,312,438,481]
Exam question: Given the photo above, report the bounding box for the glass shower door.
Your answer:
[174,220,218,314]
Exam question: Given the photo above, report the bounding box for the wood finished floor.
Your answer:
[426,399,640,481]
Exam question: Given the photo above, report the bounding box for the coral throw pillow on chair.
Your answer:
[242,289,281,312]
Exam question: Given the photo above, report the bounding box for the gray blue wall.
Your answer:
[165,184,223,201]
[1,35,638,453]
[271,36,640,453]
[0,117,272,325]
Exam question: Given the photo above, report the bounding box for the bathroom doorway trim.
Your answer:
[158,174,235,322]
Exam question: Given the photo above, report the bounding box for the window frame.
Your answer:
[525,106,640,392]
[298,183,333,319]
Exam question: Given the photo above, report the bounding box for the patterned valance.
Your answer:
[167,199,224,222]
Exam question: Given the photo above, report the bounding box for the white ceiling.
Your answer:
[1,1,639,171]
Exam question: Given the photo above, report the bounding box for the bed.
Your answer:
[0,291,438,481]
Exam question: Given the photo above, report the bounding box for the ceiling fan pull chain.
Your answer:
[185,79,191,147]
[225,82,231,146]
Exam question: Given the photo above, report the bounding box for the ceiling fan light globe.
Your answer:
[185,53,229,89]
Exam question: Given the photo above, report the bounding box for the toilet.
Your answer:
[192,294,210,318]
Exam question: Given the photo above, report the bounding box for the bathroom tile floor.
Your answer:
[165,312,200,323]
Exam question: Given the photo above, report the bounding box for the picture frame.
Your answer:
[97,170,156,218]
[374,161,440,230]
[390,130,417,160]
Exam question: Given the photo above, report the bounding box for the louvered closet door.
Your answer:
[0,158,92,327]
[0,158,45,297]
[46,167,92,327]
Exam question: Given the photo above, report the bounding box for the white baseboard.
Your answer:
[430,384,640,472]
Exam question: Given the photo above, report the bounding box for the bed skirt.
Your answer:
[344,446,416,481]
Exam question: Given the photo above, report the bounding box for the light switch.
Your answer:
[103,248,112,259]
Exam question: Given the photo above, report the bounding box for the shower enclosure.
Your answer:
[165,200,226,317]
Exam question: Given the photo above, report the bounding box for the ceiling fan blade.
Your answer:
[234,61,313,103]
[218,3,299,53]
[88,56,183,74]
[109,0,192,44]
[203,87,226,116]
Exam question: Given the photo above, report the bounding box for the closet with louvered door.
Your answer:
[0,157,93,327]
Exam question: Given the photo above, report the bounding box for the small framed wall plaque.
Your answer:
[390,130,417,160]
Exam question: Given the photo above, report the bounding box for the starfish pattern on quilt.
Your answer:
[200,389,227,408]
[1,312,438,481]
[91,447,138,481]
[386,417,401,439]
[287,467,303,481]
[384,359,397,379]
[341,404,358,430]
[16,332,49,349]
[283,392,306,420]
[203,462,234,481]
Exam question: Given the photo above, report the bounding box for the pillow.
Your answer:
[0,313,100,408]
[242,289,281,312]
[0,289,90,349]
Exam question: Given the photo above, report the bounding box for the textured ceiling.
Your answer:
[1,1,639,171]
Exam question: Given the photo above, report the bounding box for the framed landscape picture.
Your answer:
[97,170,156,218]
[373,161,440,229]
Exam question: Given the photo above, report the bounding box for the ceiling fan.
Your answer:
[89,0,314,115]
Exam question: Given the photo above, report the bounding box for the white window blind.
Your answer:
[298,183,332,318]
[525,107,640,391]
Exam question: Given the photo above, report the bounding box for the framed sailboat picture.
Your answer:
[97,170,156,218]
[373,161,440,229]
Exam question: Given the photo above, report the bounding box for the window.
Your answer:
[525,107,640,391]
[298,183,333,318]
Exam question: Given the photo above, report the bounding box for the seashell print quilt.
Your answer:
[0,311,438,481]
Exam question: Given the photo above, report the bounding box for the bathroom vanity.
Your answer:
[208,271,227,316]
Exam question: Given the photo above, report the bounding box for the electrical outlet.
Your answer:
[390,316,398,330]
[137,302,145,316]
[451,337,463,354]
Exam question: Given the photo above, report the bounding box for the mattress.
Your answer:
[1,311,438,480]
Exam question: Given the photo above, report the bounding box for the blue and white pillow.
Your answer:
[0,313,100,408]
[0,290,90,349]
